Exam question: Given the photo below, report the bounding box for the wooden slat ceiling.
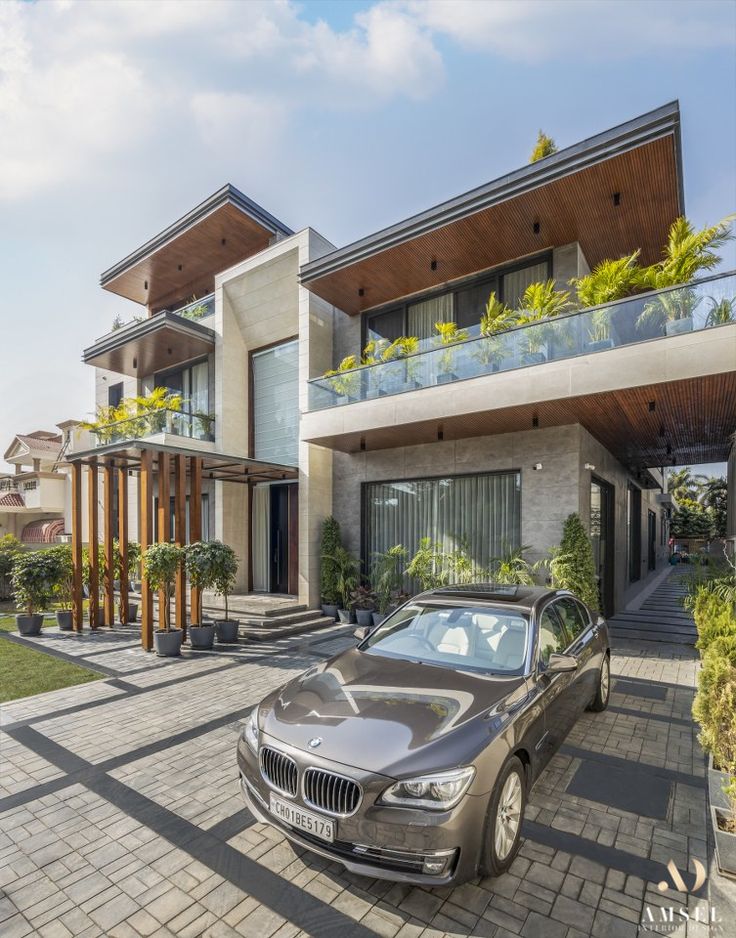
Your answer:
[307,373,736,469]
[304,136,680,315]
[103,203,277,311]
[84,320,214,378]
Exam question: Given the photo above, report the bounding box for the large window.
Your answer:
[364,471,521,583]
[251,340,299,466]
[364,254,551,349]
[155,359,210,439]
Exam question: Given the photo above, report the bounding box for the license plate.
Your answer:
[269,794,335,843]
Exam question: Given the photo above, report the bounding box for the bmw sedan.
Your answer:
[237,585,610,885]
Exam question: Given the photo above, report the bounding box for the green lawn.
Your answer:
[0,613,102,703]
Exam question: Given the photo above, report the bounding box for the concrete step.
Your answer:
[238,615,336,642]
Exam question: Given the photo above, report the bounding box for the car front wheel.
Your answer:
[480,755,526,878]
[588,653,610,712]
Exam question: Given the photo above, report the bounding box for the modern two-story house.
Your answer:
[69,101,735,637]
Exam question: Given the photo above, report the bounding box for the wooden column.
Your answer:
[118,466,129,626]
[71,462,83,632]
[189,456,202,625]
[87,463,99,630]
[140,449,154,650]
[157,452,171,628]
[174,455,187,638]
[103,463,115,626]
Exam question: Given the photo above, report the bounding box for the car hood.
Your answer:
[260,648,526,776]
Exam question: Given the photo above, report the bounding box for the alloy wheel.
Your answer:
[601,657,610,702]
[494,770,522,861]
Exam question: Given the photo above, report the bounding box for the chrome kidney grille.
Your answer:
[303,768,361,816]
[259,746,298,797]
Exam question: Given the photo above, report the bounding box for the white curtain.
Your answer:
[502,261,549,309]
[365,472,521,583]
[408,293,454,345]
[252,486,270,592]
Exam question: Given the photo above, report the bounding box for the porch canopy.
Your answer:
[67,440,297,649]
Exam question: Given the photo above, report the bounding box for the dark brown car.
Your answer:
[237,585,610,885]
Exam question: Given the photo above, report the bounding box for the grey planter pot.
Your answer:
[372,612,386,628]
[56,610,73,631]
[321,603,338,621]
[708,755,731,811]
[96,608,106,627]
[585,339,614,353]
[712,806,736,877]
[436,371,458,385]
[125,602,138,624]
[153,629,183,657]
[665,316,694,336]
[522,351,546,365]
[190,624,215,650]
[337,609,353,624]
[215,619,239,644]
[355,608,374,627]
[17,614,43,636]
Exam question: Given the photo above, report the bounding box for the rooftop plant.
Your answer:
[529,130,558,163]
[570,250,641,307]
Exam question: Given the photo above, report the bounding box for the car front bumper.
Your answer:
[237,733,489,885]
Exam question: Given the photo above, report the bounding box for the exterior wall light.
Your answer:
[533,221,541,235]
[532,463,543,471]
[613,192,621,206]
[584,463,595,471]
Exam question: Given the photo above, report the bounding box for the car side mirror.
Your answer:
[546,653,578,673]
[353,626,371,641]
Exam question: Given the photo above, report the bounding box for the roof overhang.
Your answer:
[300,102,684,314]
[83,312,215,377]
[67,441,298,484]
[101,184,294,310]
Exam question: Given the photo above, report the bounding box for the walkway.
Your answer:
[607,566,697,645]
[0,622,731,937]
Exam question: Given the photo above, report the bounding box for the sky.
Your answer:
[0,0,734,476]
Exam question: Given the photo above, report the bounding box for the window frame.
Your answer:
[361,251,553,350]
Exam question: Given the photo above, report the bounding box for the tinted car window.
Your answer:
[537,607,569,665]
[554,598,588,641]
[364,604,530,675]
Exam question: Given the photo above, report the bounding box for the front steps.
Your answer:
[607,572,697,645]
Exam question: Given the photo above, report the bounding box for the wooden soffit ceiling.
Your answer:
[302,136,682,315]
[83,313,215,378]
[307,373,736,470]
[101,187,293,311]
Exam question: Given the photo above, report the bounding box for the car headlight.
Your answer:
[243,707,259,754]
[380,767,475,810]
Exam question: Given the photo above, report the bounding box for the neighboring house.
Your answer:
[0,427,78,544]
[72,101,735,618]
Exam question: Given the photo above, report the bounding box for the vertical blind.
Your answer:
[364,471,521,580]
[252,340,299,466]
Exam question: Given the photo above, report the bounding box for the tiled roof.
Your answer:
[16,434,62,453]
[21,518,65,543]
[0,492,24,508]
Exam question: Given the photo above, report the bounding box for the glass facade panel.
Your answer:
[364,471,521,585]
[252,340,299,466]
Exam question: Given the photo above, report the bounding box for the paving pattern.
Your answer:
[607,569,697,645]
[0,618,732,938]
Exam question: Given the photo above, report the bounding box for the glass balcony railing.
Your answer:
[90,409,215,446]
[307,271,736,411]
[172,293,215,322]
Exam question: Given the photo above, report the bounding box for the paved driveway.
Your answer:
[0,624,730,937]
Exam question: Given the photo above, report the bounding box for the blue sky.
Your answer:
[0,0,734,474]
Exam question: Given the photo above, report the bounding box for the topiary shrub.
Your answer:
[693,590,736,651]
[143,543,184,631]
[320,517,342,605]
[549,513,600,611]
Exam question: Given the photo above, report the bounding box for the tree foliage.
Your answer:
[548,513,600,611]
[529,130,558,163]
[320,516,342,604]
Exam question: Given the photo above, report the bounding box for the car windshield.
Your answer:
[363,603,530,676]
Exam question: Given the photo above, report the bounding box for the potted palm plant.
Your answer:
[433,322,469,383]
[475,293,516,372]
[515,280,571,363]
[48,544,74,630]
[209,541,240,643]
[323,356,361,405]
[370,545,407,626]
[11,550,56,636]
[323,546,359,623]
[185,541,217,650]
[144,542,185,656]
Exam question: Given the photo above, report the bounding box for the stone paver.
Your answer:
[0,619,733,937]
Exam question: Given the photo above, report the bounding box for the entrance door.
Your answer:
[590,478,615,617]
[648,510,657,571]
[269,484,298,595]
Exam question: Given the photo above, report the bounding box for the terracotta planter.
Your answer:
[56,610,73,631]
[215,620,239,644]
[355,608,374,627]
[190,624,215,650]
[153,629,183,657]
[16,614,43,636]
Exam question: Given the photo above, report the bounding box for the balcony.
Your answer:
[90,409,215,446]
[307,271,736,411]
[171,293,215,322]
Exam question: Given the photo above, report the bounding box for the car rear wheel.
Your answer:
[480,755,526,878]
[588,653,610,712]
